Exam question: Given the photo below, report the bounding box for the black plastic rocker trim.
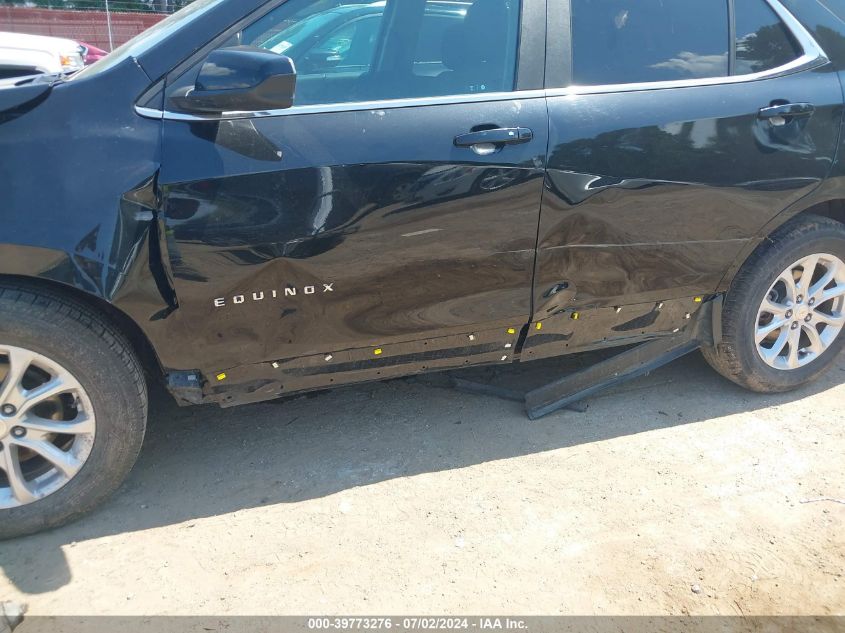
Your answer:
[524,298,720,420]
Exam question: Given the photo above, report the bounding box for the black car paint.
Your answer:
[158,96,548,372]
[0,60,170,336]
[535,67,842,306]
[1,0,844,408]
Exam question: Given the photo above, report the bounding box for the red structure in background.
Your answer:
[0,7,166,51]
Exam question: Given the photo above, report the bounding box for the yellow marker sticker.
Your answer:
[216,373,227,381]
[507,328,516,335]
[694,296,703,303]
[536,322,543,330]
[374,348,383,356]
[571,312,580,321]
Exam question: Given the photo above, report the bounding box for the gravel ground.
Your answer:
[0,351,843,620]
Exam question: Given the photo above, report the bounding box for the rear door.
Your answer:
[157,0,548,380]
[525,0,842,358]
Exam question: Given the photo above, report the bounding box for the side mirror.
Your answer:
[177,46,297,114]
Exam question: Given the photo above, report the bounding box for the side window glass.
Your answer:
[817,0,845,22]
[414,14,463,75]
[571,0,730,86]
[236,0,519,107]
[301,15,383,73]
[422,0,520,95]
[734,0,802,75]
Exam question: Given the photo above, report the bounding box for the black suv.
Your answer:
[1,0,844,539]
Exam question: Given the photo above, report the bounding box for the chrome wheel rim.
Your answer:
[0,346,96,509]
[756,253,845,370]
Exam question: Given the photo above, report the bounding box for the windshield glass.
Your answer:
[71,0,226,80]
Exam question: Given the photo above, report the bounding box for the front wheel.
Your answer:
[0,284,147,539]
[703,214,845,392]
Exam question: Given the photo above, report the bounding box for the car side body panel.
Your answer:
[535,67,842,309]
[0,59,183,367]
[522,0,845,360]
[707,0,845,288]
[157,97,549,376]
[1,0,844,409]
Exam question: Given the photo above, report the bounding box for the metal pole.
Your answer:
[104,0,115,52]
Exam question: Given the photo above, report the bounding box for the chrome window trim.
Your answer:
[136,89,548,121]
[546,55,826,98]
[550,0,828,97]
[135,0,826,122]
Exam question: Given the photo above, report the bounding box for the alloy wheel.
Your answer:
[0,345,96,509]
[755,253,845,370]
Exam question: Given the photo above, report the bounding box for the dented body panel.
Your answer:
[157,97,549,375]
[0,59,184,364]
[535,66,842,311]
[1,0,845,409]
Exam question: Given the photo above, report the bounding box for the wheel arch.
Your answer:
[796,198,845,226]
[0,257,165,381]
[719,196,845,292]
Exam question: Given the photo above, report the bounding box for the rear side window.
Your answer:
[570,0,807,87]
[571,0,730,85]
[734,0,803,74]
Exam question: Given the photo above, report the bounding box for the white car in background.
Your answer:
[0,32,85,79]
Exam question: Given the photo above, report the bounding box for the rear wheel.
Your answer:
[703,215,845,392]
[0,284,147,539]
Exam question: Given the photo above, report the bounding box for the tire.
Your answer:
[703,214,845,392]
[0,283,147,539]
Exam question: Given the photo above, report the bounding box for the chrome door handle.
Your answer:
[758,103,815,126]
[455,127,533,149]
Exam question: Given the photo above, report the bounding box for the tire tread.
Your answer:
[703,214,845,391]
[0,282,147,539]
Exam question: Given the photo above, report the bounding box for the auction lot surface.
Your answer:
[1,352,843,617]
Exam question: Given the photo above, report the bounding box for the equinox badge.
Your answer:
[214,284,335,308]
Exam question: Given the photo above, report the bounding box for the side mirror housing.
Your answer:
[177,46,297,114]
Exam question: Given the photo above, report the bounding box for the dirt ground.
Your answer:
[0,351,843,619]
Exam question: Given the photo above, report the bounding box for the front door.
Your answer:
[157,0,548,386]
